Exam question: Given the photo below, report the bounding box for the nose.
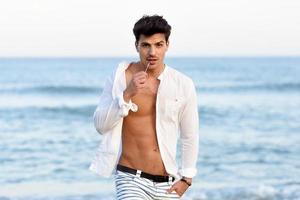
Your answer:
[149,46,155,56]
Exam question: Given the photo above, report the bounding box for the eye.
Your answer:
[156,43,164,47]
[141,43,150,48]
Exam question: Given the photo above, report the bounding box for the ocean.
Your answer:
[0,57,299,200]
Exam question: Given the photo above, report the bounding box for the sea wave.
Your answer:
[0,182,299,200]
[189,184,300,200]
[1,105,95,117]
[1,82,299,95]
[197,82,300,93]
[0,85,102,94]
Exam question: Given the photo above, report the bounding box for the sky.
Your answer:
[0,0,300,57]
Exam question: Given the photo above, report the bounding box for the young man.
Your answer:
[89,15,199,199]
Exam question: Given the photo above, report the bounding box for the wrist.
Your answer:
[123,90,132,103]
[180,177,192,186]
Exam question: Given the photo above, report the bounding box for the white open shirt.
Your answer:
[89,62,199,179]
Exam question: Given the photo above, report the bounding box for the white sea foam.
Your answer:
[0,181,114,197]
[0,95,97,108]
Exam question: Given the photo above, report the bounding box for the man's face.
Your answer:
[136,33,169,70]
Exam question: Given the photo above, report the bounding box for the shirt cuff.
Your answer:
[179,167,197,178]
[117,95,138,117]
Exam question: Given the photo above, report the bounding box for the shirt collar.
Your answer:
[157,64,168,81]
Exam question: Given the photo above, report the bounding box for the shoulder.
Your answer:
[109,61,131,78]
[115,61,129,73]
[165,65,197,102]
[166,65,195,87]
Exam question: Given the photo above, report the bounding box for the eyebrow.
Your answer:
[141,41,165,45]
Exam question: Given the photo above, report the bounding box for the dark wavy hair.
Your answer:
[133,15,172,42]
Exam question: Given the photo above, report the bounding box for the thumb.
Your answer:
[166,185,176,194]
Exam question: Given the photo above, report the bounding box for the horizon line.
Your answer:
[0,55,300,59]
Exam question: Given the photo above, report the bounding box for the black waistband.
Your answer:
[116,164,175,183]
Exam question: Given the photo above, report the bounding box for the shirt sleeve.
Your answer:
[178,80,199,178]
[93,71,138,134]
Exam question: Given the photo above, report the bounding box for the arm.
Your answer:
[167,80,199,196]
[179,79,199,179]
[93,68,148,134]
[93,71,137,134]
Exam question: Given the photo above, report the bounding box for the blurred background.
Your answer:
[0,0,300,200]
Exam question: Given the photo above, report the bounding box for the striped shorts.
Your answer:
[114,169,181,200]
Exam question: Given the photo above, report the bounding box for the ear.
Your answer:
[135,41,139,52]
[166,41,169,51]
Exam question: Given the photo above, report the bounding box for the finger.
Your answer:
[134,75,148,82]
[134,80,147,87]
[133,78,146,86]
[136,71,148,75]
[137,76,147,82]
[166,186,176,194]
[136,76,148,84]
[136,83,148,89]
[135,78,146,85]
[134,71,148,78]
[133,74,147,81]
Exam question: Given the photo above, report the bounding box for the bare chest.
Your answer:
[125,68,160,116]
[130,82,159,116]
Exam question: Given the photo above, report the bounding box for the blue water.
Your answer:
[0,57,300,200]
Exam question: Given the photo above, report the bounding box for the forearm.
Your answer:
[179,80,199,178]
[180,132,199,177]
[94,98,122,134]
[94,92,138,134]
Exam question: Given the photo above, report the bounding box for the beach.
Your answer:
[0,57,299,200]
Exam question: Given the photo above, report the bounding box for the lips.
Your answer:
[147,58,158,64]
